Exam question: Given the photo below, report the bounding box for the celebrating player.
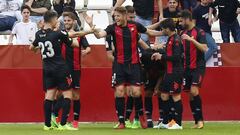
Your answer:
[178,10,208,129]
[29,10,94,130]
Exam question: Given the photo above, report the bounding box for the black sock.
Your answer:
[53,99,57,109]
[73,100,81,121]
[190,99,197,124]
[134,106,139,120]
[158,97,164,122]
[44,99,53,127]
[169,97,175,121]
[173,100,183,126]
[61,98,71,125]
[193,95,203,122]
[125,96,133,120]
[134,96,144,116]
[115,97,125,124]
[144,97,152,121]
[161,99,170,124]
[53,95,64,117]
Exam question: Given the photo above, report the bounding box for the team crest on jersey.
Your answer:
[131,27,135,31]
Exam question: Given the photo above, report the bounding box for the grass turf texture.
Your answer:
[0,122,240,135]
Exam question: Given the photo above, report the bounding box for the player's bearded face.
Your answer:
[64,16,74,30]
[179,18,188,30]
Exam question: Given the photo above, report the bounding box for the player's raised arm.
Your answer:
[138,38,150,50]
[181,33,208,52]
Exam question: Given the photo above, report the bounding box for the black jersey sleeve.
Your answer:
[135,22,147,33]
[105,35,113,51]
[105,24,114,35]
[59,30,73,47]
[32,32,39,47]
[197,29,207,44]
[80,36,90,49]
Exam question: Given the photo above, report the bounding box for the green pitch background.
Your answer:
[0,122,240,135]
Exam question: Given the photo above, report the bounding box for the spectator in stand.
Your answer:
[193,0,217,61]
[209,0,240,43]
[23,0,51,27]
[52,0,75,17]
[0,0,22,31]
[113,0,163,45]
[8,5,37,45]
[156,0,181,44]
[179,0,199,10]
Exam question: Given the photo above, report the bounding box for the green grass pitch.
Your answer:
[0,122,240,135]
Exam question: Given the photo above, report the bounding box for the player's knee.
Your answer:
[160,93,169,101]
[115,87,125,97]
[172,94,181,102]
[145,90,153,97]
[190,86,199,96]
[62,90,73,99]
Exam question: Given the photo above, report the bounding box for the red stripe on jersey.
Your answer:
[190,28,198,69]
[115,26,124,64]
[167,36,174,74]
[181,31,187,69]
[128,23,139,64]
[61,43,67,60]
[73,37,81,70]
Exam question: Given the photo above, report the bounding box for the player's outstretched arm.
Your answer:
[29,45,39,53]
[93,29,107,39]
[69,26,95,38]
[138,39,150,50]
[146,29,164,37]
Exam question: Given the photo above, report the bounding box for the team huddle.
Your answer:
[30,5,207,131]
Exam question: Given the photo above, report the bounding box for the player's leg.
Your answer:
[189,69,205,129]
[144,89,154,128]
[168,74,183,130]
[114,84,126,129]
[56,69,76,130]
[52,91,63,127]
[44,88,57,130]
[131,85,147,129]
[125,86,133,128]
[71,70,81,129]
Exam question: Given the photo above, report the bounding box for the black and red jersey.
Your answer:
[181,27,206,69]
[105,21,147,64]
[161,33,184,74]
[33,29,72,71]
[61,36,89,70]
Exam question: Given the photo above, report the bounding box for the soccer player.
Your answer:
[91,6,162,129]
[178,10,208,129]
[52,12,91,130]
[29,10,94,130]
[141,49,165,128]
[151,18,184,129]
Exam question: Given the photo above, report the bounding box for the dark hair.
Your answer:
[178,9,192,20]
[160,18,176,31]
[44,10,58,23]
[125,5,135,13]
[21,5,31,13]
[114,6,127,14]
[63,12,77,20]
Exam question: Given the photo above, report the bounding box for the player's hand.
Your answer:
[181,34,193,41]
[151,53,162,61]
[81,50,88,57]
[208,17,213,26]
[83,12,94,27]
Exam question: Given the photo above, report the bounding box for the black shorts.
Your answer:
[183,68,205,91]
[112,63,142,87]
[43,67,72,91]
[160,73,183,94]
[70,70,81,89]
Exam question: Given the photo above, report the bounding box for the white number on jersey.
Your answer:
[38,41,55,59]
